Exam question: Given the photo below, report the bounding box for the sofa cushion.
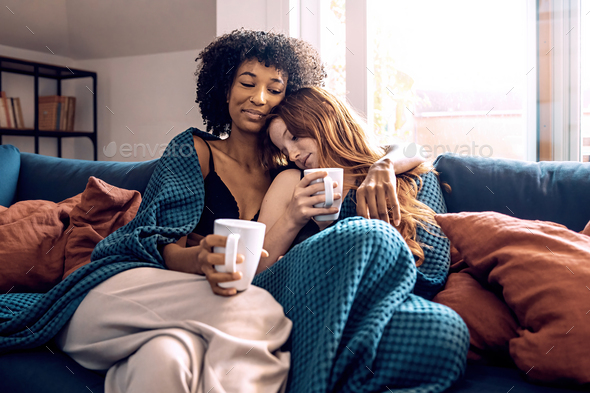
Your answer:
[63,176,142,279]
[0,195,82,293]
[0,144,20,207]
[0,177,141,293]
[433,153,590,232]
[433,271,519,364]
[17,153,158,203]
[436,211,590,385]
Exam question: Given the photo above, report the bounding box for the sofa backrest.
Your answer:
[0,145,20,207]
[434,153,590,232]
[5,147,590,231]
[16,152,159,204]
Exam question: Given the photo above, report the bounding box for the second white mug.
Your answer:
[303,168,344,222]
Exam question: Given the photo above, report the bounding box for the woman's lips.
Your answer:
[302,154,310,168]
[242,110,265,121]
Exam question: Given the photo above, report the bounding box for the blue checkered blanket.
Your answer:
[1,128,469,392]
[253,173,469,392]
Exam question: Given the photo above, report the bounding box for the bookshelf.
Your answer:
[0,56,97,160]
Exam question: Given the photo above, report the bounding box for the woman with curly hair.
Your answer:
[51,29,431,393]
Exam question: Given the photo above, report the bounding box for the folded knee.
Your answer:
[134,335,192,372]
[422,304,470,367]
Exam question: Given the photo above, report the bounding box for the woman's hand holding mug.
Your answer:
[196,234,246,296]
[286,170,341,227]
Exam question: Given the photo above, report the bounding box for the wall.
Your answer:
[216,0,290,36]
[75,50,205,162]
[1,0,292,162]
[1,44,206,161]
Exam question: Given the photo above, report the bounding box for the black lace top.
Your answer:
[192,139,260,237]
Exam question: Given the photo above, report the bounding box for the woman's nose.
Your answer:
[288,148,300,162]
[250,87,267,105]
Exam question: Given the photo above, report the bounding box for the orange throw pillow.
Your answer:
[0,195,81,292]
[433,271,519,364]
[435,212,590,385]
[63,176,142,279]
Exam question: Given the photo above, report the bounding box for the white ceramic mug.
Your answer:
[303,168,344,222]
[213,219,266,291]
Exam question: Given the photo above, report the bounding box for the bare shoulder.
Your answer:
[263,169,300,203]
[271,169,301,188]
[192,135,211,177]
[259,169,301,223]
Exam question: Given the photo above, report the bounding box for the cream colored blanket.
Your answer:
[55,267,291,393]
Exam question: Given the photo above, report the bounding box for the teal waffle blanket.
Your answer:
[0,128,468,392]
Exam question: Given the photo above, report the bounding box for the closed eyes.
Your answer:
[240,83,283,95]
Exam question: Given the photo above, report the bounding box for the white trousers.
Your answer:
[54,267,292,393]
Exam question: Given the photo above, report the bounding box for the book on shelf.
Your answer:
[0,94,8,128]
[15,98,25,129]
[38,95,76,131]
[0,91,25,129]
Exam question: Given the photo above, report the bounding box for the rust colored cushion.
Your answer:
[436,244,519,364]
[434,271,519,364]
[0,195,82,293]
[435,212,590,385]
[63,176,141,279]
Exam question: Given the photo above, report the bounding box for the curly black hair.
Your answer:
[195,29,326,136]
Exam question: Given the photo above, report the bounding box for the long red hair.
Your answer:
[260,86,445,266]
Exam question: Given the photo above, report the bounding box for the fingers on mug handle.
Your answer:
[208,253,244,266]
[202,234,228,251]
[212,283,238,297]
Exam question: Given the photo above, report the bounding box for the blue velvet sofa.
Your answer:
[1,143,589,393]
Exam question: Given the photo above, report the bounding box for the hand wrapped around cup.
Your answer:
[303,168,344,222]
[213,219,266,291]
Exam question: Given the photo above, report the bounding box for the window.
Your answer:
[321,0,346,101]
[295,0,584,162]
[367,0,531,161]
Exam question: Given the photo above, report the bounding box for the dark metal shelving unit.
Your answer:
[0,55,97,160]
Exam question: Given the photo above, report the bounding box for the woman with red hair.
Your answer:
[250,86,469,392]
